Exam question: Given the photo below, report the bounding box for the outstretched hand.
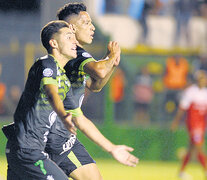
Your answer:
[110,145,139,167]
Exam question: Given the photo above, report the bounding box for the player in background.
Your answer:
[45,2,138,180]
[171,70,207,179]
[4,20,79,180]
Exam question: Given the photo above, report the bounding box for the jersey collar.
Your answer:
[49,54,66,73]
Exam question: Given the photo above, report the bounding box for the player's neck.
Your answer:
[77,41,83,48]
[52,51,69,69]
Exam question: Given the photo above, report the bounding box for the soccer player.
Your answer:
[45,2,138,180]
[171,70,207,179]
[4,20,79,180]
[3,3,138,180]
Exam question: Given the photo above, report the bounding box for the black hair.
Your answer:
[57,2,86,21]
[41,20,69,53]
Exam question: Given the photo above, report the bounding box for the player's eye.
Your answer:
[66,35,71,40]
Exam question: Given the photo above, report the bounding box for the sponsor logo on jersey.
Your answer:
[43,68,53,77]
[60,134,76,155]
[46,111,57,128]
[82,52,92,58]
[43,131,49,142]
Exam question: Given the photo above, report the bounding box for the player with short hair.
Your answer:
[3,3,139,180]
[171,70,207,179]
[45,2,138,180]
[4,20,79,180]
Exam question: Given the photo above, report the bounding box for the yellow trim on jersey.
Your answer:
[67,151,82,168]
[79,58,96,71]
[40,77,58,90]
[66,108,83,117]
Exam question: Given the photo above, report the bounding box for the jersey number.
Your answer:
[34,160,47,175]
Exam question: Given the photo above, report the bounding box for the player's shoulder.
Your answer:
[36,55,57,69]
[184,84,199,95]
[34,55,57,78]
[77,46,92,59]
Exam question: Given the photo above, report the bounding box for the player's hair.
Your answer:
[41,20,69,53]
[57,2,87,21]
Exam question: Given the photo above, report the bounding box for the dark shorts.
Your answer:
[6,140,68,180]
[48,139,95,177]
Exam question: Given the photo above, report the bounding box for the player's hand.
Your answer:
[110,145,139,167]
[107,41,121,58]
[63,113,77,135]
[114,55,120,66]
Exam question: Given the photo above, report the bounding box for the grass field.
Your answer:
[0,156,205,180]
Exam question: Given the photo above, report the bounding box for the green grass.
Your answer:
[0,156,205,180]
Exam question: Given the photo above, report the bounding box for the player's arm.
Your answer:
[44,84,77,135]
[171,107,185,131]
[73,114,139,167]
[85,41,121,92]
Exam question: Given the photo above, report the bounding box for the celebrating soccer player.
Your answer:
[4,20,79,179]
[45,2,138,180]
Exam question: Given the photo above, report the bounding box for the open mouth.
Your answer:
[71,46,77,51]
[91,33,94,38]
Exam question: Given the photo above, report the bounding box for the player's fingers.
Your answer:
[126,155,139,167]
[123,145,134,152]
[69,127,77,135]
[67,122,77,134]
[108,41,112,48]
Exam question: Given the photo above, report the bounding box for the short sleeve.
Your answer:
[179,87,193,110]
[40,58,58,88]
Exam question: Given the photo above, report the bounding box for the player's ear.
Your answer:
[49,39,58,49]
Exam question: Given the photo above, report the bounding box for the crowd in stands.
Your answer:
[130,54,207,126]
[104,0,207,45]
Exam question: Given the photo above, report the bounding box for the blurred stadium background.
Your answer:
[1,0,207,179]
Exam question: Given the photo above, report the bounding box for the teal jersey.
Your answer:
[13,55,71,150]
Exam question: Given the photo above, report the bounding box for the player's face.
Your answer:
[197,73,207,87]
[69,11,95,45]
[54,26,77,59]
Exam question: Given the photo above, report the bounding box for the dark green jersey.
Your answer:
[46,47,95,154]
[64,46,95,107]
[13,55,71,150]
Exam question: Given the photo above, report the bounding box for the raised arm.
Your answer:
[73,114,139,167]
[85,41,121,92]
[44,84,77,135]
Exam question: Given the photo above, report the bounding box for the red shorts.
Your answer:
[187,127,205,145]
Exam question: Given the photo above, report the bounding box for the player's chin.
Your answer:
[71,51,77,58]
[86,38,93,44]
[68,50,77,59]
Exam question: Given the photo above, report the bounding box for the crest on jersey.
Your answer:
[43,68,53,77]
[82,52,92,58]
